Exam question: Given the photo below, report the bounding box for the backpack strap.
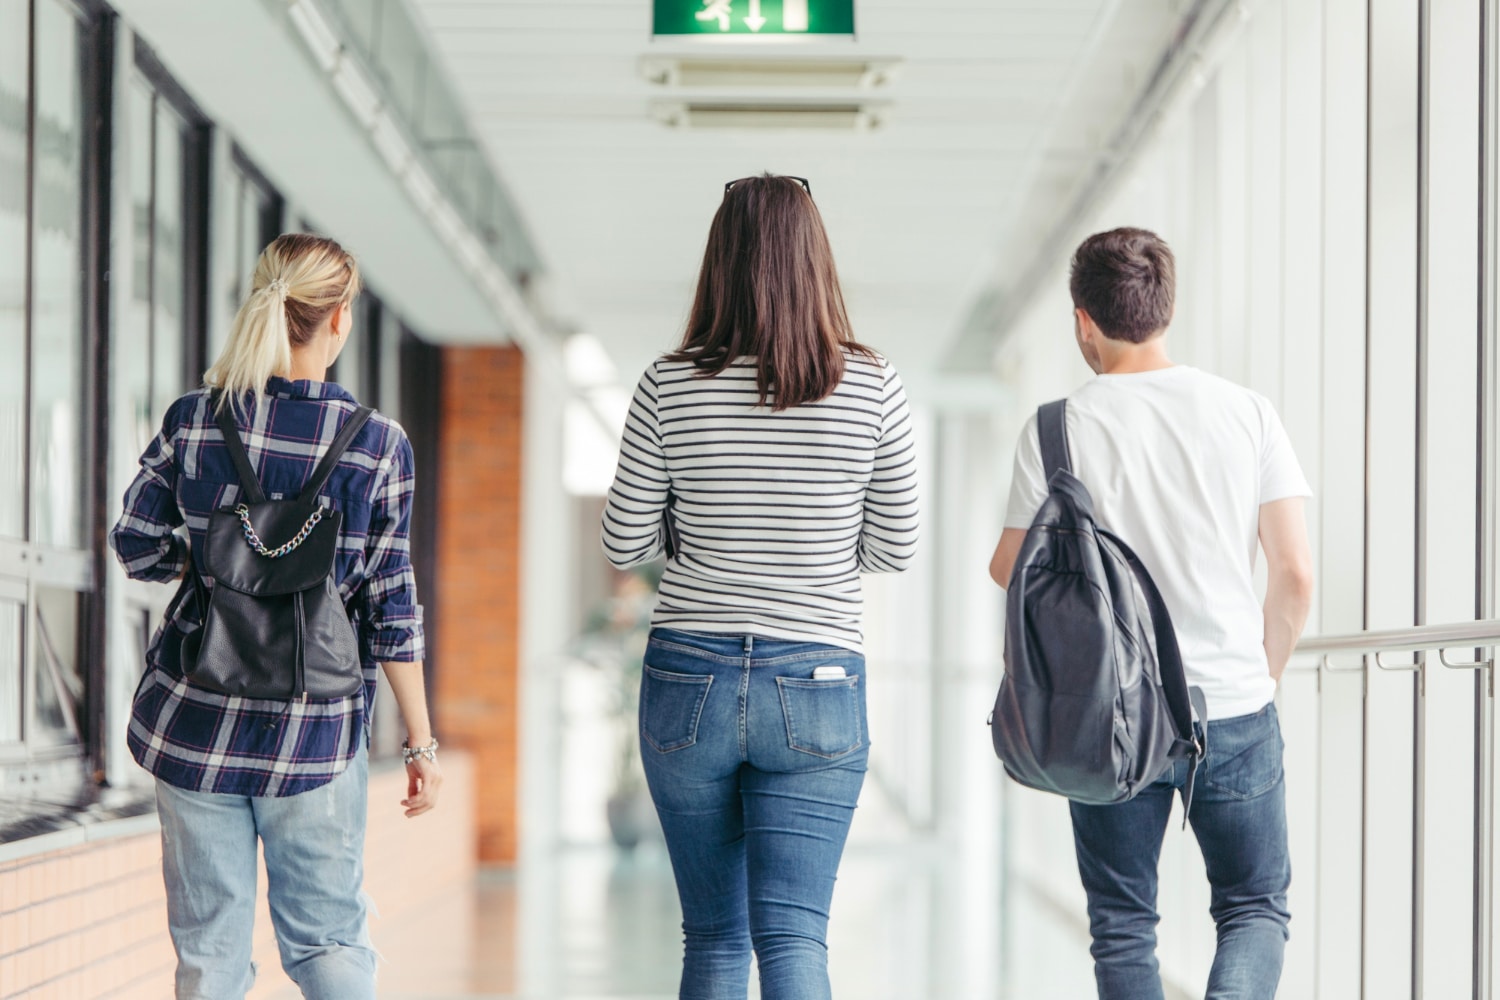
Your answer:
[297,406,375,504]
[212,392,268,505]
[1115,538,1209,825]
[1037,399,1072,480]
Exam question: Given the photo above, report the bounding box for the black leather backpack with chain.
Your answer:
[179,395,373,701]
[990,399,1208,813]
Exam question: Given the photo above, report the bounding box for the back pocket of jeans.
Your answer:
[1203,715,1284,799]
[776,676,863,758]
[640,666,713,753]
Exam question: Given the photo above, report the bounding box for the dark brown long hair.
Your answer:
[668,173,874,410]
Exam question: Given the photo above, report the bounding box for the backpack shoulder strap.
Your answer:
[297,406,375,504]
[212,391,268,505]
[1111,534,1208,821]
[1037,399,1072,481]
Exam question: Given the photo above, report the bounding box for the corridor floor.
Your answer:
[354,840,1103,1000]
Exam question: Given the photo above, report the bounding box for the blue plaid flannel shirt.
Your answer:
[110,377,424,796]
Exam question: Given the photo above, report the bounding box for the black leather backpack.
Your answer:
[179,395,373,701]
[990,400,1207,812]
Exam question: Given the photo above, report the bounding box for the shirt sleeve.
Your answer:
[110,400,190,582]
[857,362,921,573]
[601,364,670,569]
[1002,413,1049,531]
[363,431,425,662]
[1258,401,1314,504]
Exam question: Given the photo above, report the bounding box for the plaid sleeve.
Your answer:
[110,403,189,583]
[363,431,424,662]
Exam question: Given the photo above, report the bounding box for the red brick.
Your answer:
[434,346,525,864]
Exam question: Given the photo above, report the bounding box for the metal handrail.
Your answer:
[1294,619,1500,656]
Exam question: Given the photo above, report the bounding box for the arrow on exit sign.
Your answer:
[653,0,856,37]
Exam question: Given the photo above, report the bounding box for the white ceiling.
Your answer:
[409,0,1189,394]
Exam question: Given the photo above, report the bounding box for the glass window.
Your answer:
[152,102,186,418]
[106,43,213,781]
[0,0,27,541]
[1,0,109,776]
[121,78,153,458]
[235,176,259,304]
[0,584,22,744]
[378,307,403,421]
[31,586,82,746]
[221,152,281,359]
[30,0,87,551]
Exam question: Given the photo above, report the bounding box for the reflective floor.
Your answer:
[351,844,1102,1000]
[350,765,1111,1000]
[248,669,1201,999]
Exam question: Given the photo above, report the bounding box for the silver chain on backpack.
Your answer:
[235,503,324,559]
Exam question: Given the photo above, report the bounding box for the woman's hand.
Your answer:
[379,661,441,817]
[402,755,442,818]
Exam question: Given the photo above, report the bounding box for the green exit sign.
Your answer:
[653,0,856,37]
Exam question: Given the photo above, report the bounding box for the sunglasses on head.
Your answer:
[724,176,812,197]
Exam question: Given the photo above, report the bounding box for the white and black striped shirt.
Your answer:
[602,353,920,652]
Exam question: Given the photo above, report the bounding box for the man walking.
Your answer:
[988,228,1315,999]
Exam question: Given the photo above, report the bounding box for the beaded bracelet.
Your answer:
[402,737,438,765]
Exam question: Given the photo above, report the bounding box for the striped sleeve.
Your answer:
[601,364,670,569]
[110,400,190,582]
[857,364,920,573]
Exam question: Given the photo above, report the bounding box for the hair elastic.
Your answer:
[266,277,290,299]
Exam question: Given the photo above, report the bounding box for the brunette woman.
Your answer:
[602,174,920,1000]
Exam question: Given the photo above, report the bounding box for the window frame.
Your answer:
[130,36,213,403]
[0,0,116,790]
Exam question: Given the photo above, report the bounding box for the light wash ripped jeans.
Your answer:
[153,745,376,1000]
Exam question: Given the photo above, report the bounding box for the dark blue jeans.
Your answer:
[638,628,869,1000]
[1069,703,1291,1000]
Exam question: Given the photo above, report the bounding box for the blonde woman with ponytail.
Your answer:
[111,234,438,1000]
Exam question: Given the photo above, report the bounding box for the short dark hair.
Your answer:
[1068,228,1175,343]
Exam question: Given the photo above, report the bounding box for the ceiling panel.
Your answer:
[411,0,1187,385]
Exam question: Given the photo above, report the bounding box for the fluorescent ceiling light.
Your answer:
[641,57,900,89]
[287,0,341,71]
[370,113,414,173]
[330,60,382,127]
[403,167,441,214]
[653,101,884,131]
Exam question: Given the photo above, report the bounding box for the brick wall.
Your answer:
[0,752,475,999]
[433,345,525,864]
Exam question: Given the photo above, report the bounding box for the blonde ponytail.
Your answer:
[205,234,362,415]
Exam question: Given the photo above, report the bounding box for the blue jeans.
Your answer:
[154,745,376,1000]
[1069,703,1292,1000]
[639,628,870,1000]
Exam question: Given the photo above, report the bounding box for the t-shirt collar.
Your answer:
[265,375,356,403]
[1094,364,1191,381]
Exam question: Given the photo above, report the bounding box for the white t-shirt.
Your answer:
[1003,365,1312,721]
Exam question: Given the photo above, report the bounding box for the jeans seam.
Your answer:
[738,660,750,759]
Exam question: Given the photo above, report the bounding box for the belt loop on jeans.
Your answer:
[743,634,753,655]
